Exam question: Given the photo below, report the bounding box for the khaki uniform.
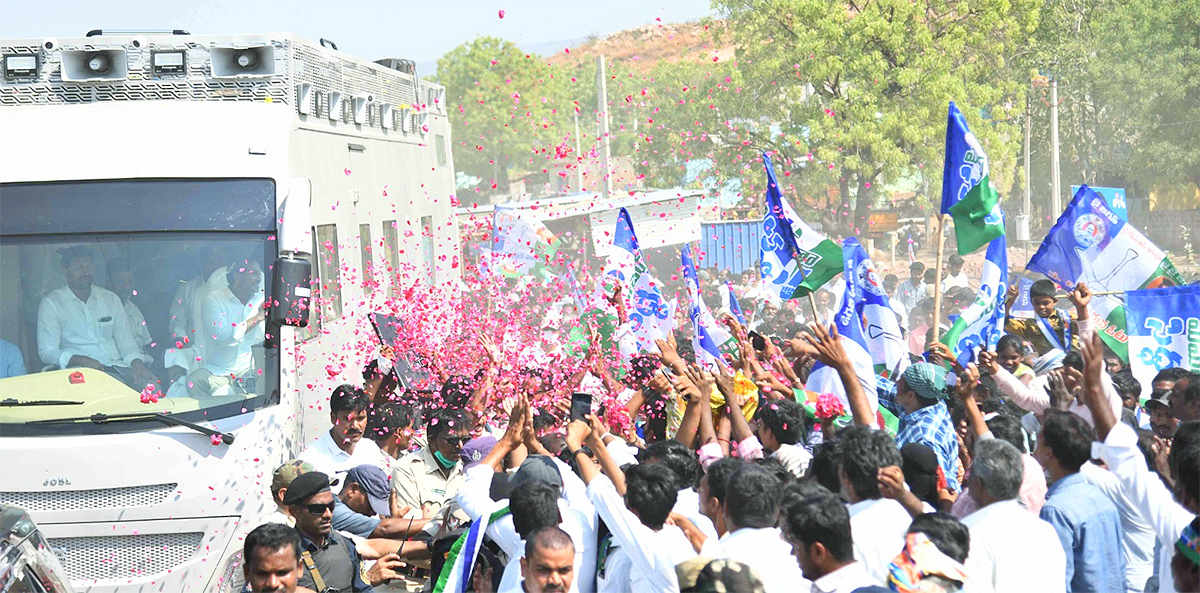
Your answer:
[391,446,467,524]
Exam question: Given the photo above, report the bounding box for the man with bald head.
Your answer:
[504,526,576,593]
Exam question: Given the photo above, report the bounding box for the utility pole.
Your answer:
[1024,109,1031,216]
[1050,77,1061,216]
[573,109,584,191]
[596,55,612,200]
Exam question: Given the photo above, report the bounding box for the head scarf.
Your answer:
[1179,518,1200,568]
[1032,349,1066,375]
[888,532,970,593]
[902,362,949,401]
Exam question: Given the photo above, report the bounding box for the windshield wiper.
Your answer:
[26,412,235,444]
[1,398,84,407]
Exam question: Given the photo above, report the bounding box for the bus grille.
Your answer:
[0,483,176,511]
[48,532,204,582]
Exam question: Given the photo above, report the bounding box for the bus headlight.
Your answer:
[208,550,245,593]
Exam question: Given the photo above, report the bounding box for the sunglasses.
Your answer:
[304,502,335,515]
[441,435,470,446]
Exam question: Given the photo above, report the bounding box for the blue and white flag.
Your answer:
[940,233,1009,366]
[1010,277,1035,319]
[843,238,908,378]
[432,506,510,593]
[1125,285,1200,399]
[603,207,675,352]
[805,238,879,417]
[760,154,843,299]
[724,282,747,326]
[682,245,734,372]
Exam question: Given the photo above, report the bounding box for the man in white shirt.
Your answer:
[105,257,153,352]
[960,438,1066,593]
[714,465,808,593]
[892,261,927,319]
[186,260,265,397]
[838,427,913,583]
[941,254,969,292]
[298,385,384,492]
[641,441,720,541]
[753,398,812,478]
[779,481,876,593]
[37,246,158,388]
[501,526,575,593]
[1080,328,1199,593]
[456,404,597,593]
[567,418,696,593]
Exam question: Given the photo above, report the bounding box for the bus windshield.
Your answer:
[0,179,280,434]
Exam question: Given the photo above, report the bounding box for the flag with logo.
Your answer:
[724,281,746,326]
[760,153,843,299]
[602,207,675,352]
[1010,277,1035,319]
[805,238,880,417]
[942,102,1005,255]
[682,245,736,371]
[842,238,908,377]
[1125,285,1200,398]
[1028,184,1186,361]
[940,233,1009,366]
[491,205,559,279]
[433,506,510,593]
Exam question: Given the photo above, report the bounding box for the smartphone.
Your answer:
[749,330,767,351]
[569,392,592,423]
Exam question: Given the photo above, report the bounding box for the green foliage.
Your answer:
[712,0,1040,233]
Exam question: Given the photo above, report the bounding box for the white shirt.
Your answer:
[124,300,152,349]
[960,500,1066,593]
[1092,421,1194,593]
[297,429,385,494]
[941,271,970,292]
[811,561,879,593]
[714,527,810,593]
[585,474,695,593]
[456,463,598,593]
[1079,462,1156,593]
[37,285,149,369]
[674,488,719,542]
[773,443,812,478]
[847,498,911,583]
[196,283,263,376]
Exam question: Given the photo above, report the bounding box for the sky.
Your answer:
[0,0,716,65]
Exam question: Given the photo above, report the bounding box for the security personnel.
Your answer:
[283,471,374,593]
[391,408,469,521]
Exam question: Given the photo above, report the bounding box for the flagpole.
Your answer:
[931,214,949,343]
[808,293,821,325]
[1055,290,1125,298]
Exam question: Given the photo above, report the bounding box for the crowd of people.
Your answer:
[233,240,1200,593]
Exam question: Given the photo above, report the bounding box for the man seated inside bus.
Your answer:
[181,258,265,398]
[37,245,159,388]
[0,338,27,380]
[166,244,229,381]
[106,257,154,355]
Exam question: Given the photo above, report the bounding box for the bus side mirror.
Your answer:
[269,255,311,327]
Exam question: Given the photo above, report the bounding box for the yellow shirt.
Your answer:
[1005,310,1079,354]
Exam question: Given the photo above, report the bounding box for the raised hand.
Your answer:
[1068,282,1092,313]
[1045,370,1073,411]
[801,322,851,371]
[977,350,1000,376]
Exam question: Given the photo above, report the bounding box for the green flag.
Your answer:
[941,101,1005,255]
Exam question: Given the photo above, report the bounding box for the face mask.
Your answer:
[433,449,457,469]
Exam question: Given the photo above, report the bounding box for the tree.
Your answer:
[435,38,580,196]
[712,0,1041,235]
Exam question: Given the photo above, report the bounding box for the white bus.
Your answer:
[0,31,459,592]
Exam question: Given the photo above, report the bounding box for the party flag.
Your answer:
[1125,284,1200,398]
[602,207,675,352]
[805,239,880,417]
[942,102,1005,255]
[1028,184,1185,360]
[940,232,1009,365]
[843,238,908,377]
[760,153,843,299]
[682,245,735,372]
[724,282,746,326]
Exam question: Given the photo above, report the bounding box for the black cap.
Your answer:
[281,471,335,505]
